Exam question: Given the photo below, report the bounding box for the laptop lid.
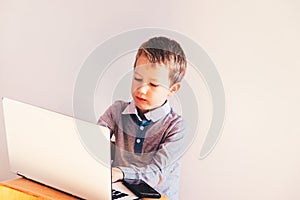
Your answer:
[2,97,112,200]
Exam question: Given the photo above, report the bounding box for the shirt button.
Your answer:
[136,138,141,143]
[139,126,144,130]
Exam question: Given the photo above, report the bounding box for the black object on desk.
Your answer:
[123,179,161,199]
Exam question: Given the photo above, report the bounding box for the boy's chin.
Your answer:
[136,104,162,113]
[135,104,149,113]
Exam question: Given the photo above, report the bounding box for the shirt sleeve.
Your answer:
[97,104,114,130]
[118,117,187,187]
[97,101,125,137]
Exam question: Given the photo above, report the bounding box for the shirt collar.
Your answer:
[122,100,171,122]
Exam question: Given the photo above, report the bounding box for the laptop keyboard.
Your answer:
[112,181,140,200]
[112,189,128,199]
[112,189,140,200]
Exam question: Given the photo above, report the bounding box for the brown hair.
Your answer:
[134,36,187,86]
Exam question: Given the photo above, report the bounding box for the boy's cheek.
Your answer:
[131,83,138,93]
[131,86,138,95]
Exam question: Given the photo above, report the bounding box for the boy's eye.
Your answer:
[134,77,142,81]
[150,83,159,87]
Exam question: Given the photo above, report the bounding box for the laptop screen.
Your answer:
[2,97,112,199]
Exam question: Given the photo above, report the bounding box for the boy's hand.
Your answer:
[112,167,124,182]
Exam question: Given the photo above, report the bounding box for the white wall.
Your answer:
[1,0,300,199]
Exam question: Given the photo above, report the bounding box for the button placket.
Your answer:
[134,120,151,154]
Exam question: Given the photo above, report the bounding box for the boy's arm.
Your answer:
[111,167,124,182]
[97,101,127,183]
[117,119,187,187]
[97,101,125,137]
[97,107,114,133]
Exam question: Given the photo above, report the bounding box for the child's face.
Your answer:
[131,55,179,113]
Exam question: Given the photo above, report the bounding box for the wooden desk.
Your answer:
[0,178,78,200]
[0,178,168,200]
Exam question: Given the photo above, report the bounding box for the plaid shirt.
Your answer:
[98,100,186,200]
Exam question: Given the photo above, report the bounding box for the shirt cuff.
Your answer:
[117,166,139,180]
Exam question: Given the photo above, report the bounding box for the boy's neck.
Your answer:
[136,108,148,121]
[135,100,168,121]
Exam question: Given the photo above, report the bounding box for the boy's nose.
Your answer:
[139,84,150,94]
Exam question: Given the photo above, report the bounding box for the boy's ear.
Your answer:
[168,82,181,96]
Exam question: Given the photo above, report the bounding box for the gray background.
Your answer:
[1,1,300,199]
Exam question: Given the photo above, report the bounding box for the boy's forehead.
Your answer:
[134,64,170,84]
[134,54,172,83]
[136,54,152,66]
[135,54,171,68]
[134,64,168,75]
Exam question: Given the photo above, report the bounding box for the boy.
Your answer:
[98,36,187,200]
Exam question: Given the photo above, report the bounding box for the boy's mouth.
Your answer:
[136,96,147,102]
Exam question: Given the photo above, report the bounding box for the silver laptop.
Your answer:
[2,97,138,200]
